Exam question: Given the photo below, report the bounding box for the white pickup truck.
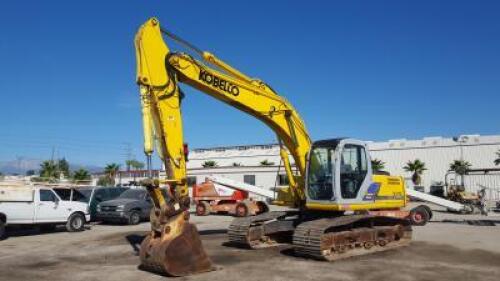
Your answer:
[0,185,90,239]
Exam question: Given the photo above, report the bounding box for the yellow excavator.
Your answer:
[135,18,412,276]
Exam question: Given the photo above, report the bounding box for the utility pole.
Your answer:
[123,142,134,170]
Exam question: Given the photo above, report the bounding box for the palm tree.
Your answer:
[39,160,59,180]
[104,163,120,178]
[449,159,472,187]
[57,158,70,178]
[403,159,427,185]
[495,150,500,166]
[371,159,386,173]
[449,160,472,175]
[130,160,145,170]
[260,159,275,166]
[72,168,91,182]
[202,160,217,168]
[125,160,133,171]
[128,160,145,182]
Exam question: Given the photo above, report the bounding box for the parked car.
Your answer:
[96,188,153,225]
[66,186,128,221]
[0,185,90,239]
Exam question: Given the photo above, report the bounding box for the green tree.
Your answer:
[126,160,144,182]
[39,160,59,180]
[403,159,427,185]
[131,160,145,170]
[97,175,114,186]
[259,159,275,166]
[202,160,217,168]
[102,163,120,186]
[126,159,145,171]
[26,170,36,176]
[57,158,70,177]
[125,159,132,171]
[449,160,472,175]
[495,150,500,166]
[72,168,91,182]
[371,159,386,173]
[104,163,120,177]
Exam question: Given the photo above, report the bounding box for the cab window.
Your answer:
[340,144,368,199]
[307,147,335,200]
[53,188,72,200]
[40,190,57,202]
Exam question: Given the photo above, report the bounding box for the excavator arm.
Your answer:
[136,18,312,208]
[134,18,311,276]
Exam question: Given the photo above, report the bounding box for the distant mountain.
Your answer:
[69,164,104,174]
[0,158,41,174]
[0,158,104,175]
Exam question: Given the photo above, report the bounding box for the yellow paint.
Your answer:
[306,175,407,211]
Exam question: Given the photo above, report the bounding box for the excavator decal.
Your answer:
[363,182,381,201]
[198,69,240,96]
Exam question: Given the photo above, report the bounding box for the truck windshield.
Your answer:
[307,146,335,200]
[118,189,145,200]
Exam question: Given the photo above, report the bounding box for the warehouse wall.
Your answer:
[186,135,500,193]
[369,135,500,191]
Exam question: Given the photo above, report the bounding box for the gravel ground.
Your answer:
[1,205,500,281]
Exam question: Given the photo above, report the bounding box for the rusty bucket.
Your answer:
[139,211,214,276]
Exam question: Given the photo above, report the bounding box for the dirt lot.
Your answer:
[1,207,500,281]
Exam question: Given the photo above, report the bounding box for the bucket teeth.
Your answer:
[139,211,214,276]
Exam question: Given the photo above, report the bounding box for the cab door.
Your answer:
[36,189,64,222]
[335,140,373,205]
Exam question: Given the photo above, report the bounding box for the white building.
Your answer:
[186,135,500,194]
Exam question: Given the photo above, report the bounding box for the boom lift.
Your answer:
[135,18,412,276]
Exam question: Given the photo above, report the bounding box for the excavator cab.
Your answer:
[306,138,406,212]
[306,138,373,208]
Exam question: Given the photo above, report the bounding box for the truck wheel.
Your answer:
[195,202,210,216]
[66,213,85,232]
[410,206,430,226]
[128,211,141,225]
[235,202,249,217]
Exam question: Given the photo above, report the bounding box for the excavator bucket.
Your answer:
[139,211,214,276]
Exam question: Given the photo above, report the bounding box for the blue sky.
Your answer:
[0,1,499,168]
